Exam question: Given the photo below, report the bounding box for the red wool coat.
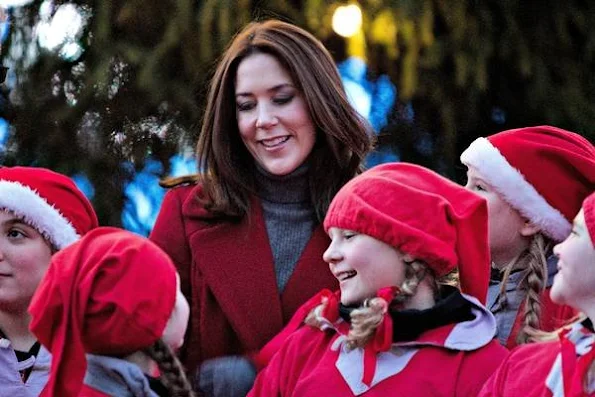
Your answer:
[149,184,338,373]
[480,321,595,397]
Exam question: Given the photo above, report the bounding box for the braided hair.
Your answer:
[143,339,196,397]
[346,257,428,349]
[497,232,553,344]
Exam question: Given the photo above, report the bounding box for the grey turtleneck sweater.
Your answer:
[254,163,317,293]
[197,164,318,396]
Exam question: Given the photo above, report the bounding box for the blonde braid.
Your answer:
[346,258,427,350]
[143,339,196,397]
[345,298,389,349]
[517,233,553,344]
[497,259,518,309]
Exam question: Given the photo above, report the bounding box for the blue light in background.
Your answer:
[120,154,196,236]
[71,172,95,199]
[0,118,8,150]
[337,56,400,166]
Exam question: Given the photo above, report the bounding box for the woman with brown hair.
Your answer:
[150,19,372,395]
[461,126,595,347]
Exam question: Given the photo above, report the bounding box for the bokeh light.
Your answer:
[332,4,362,38]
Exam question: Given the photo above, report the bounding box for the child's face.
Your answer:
[0,210,53,313]
[465,166,530,265]
[551,209,595,308]
[324,227,405,306]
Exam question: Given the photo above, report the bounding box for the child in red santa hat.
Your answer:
[461,126,595,347]
[248,162,508,396]
[28,227,193,397]
[480,191,595,396]
[0,166,98,397]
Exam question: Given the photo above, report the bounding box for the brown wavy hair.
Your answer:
[162,20,373,222]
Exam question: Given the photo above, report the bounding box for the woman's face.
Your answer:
[323,228,406,306]
[551,210,595,308]
[0,210,53,313]
[465,166,530,266]
[235,52,316,176]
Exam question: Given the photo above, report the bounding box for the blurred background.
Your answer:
[0,0,593,235]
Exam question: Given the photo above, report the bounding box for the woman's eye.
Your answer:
[273,95,293,105]
[474,184,486,192]
[236,102,255,112]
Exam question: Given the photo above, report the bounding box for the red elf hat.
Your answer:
[461,126,595,242]
[0,166,98,249]
[584,192,595,246]
[28,227,177,397]
[323,162,490,303]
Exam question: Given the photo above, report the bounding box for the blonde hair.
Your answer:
[306,256,460,350]
[143,339,196,397]
[528,314,595,394]
[497,233,553,344]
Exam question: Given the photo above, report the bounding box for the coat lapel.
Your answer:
[186,198,285,348]
[281,226,337,320]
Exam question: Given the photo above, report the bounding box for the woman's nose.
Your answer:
[255,105,278,129]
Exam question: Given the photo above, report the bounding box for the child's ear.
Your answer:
[520,220,541,237]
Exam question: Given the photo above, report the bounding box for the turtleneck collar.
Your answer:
[254,162,311,204]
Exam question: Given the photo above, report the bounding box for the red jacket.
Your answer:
[149,184,338,373]
[481,322,595,397]
[250,293,508,396]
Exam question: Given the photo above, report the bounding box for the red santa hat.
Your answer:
[584,192,595,245]
[0,166,98,249]
[460,126,595,242]
[323,162,490,303]
[28,227,178,397]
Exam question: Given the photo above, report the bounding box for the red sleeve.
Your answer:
[149,187,193,300]
[149,187,197,366]
[251,289,332,370]
[456,341,510,396]
[248,331,299,396]
[249,326,325,396]
[477,354,511,397]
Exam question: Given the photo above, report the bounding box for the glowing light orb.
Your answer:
[332,4,362,38]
